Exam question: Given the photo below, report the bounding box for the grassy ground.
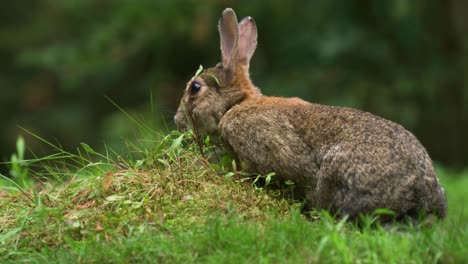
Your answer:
[1,131,467,263]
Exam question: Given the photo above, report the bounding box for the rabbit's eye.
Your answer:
[190,81,202,95]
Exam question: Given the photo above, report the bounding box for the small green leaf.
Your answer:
[80,143,97,154]
[265,172,275,186]
[204,136,211,147]
[170,134,185,151]
[134,159,144,169]
[224,172,235,178]
[195,65,203,77]
[16,136,25,160]
[284,180,295,185]
[373,208,396,216]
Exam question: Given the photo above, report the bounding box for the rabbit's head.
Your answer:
[174,8,261,135]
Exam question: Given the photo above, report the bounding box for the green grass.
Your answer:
[1,131,467,263]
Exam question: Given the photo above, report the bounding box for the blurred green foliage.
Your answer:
[1,0,467,170]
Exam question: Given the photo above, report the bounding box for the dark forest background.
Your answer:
[1,1,467,172]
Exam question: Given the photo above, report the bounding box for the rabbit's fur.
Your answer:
[175,8,447,219]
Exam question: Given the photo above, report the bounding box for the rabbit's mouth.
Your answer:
[174,109,189,132]
[174,107,204,135]
[175,109,221,138]
[174,118,187,132]
[174,97,194,132]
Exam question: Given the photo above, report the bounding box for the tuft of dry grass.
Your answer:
[0,131,295,257]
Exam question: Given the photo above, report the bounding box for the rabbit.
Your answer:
[174,8,447,220]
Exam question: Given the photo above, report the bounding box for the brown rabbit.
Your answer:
[174,8,447,220]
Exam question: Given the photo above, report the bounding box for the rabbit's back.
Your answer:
[220,96,447,218]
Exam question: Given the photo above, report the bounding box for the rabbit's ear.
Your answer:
[238,16,257,67]
[218,8,239,68]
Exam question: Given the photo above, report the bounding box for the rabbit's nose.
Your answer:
[174,112,187,131]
